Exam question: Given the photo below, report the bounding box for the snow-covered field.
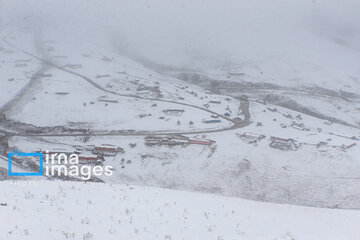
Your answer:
[1,10,360,209]
[1,32,240,133]
[5,67,231,131]
[0,42,44,111]
[9,111,360,209]
[1,181,359,240]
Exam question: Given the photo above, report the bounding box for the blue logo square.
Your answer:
[8,151,43,176]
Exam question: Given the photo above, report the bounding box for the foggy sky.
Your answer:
[1,0,360,69]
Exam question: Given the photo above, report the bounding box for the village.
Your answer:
[35,144,125,166]
[236,131,357,152]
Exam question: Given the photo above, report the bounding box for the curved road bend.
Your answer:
[1,39,251,137]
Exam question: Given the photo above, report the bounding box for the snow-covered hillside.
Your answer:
[1,1,360,239]
[0,6,359,209]
[2,0,360,81]
[1,181,359,240]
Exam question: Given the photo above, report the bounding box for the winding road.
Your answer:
[0,38,251,138]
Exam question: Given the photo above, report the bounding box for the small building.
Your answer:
[233,117,242,122]
[168,138,189,145]
[36,73,52,78]
[228,72,245,76]
[169,134,189,141]
[55,92,69,95]
[136,85,148,91]
[79,154,102,164]
[95,74,111,78]
[145,136,188,146]
[163,109,185,116]
[202,119,221,124]
[188,139,214,145]
[316,141,328,148]
[269,137,298,151]
[93,144,124,156]
[79,154,98,161]
[291,121,310,131]
[291,125,310,131]
[98,99,118,103]
[64,64,82,69]
[209,100,221,104]
[136,90,150,95]
[237,132,265,144]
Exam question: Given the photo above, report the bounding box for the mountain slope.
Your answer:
[1,181,359,240]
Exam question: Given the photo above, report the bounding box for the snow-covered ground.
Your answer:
[1,21,360,209]
[0,41,44,111]
[1,32,240,133]
[5,67,231,131]
[1,181,359,240]
[9,111,360,209]
[1,1,360,239]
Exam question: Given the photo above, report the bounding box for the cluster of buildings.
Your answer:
[92,144,124,156]
[37,144,124,165]
[237,132,299,151]
[239,131,357,152]
[291,121,310,131]
[145,135,215,146]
